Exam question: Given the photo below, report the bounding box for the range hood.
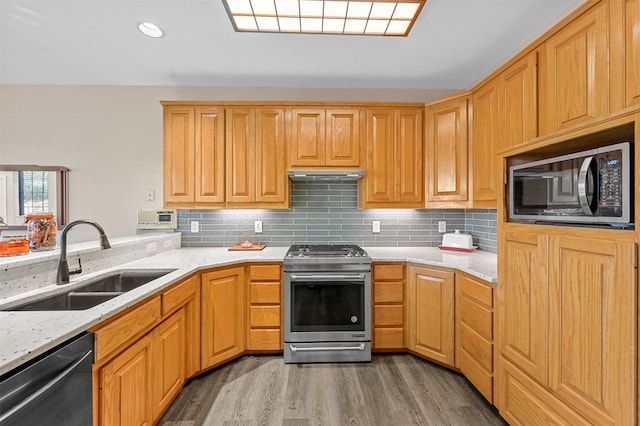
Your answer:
[287,169,366,181]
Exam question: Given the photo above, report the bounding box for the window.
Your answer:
[18,171,49,215]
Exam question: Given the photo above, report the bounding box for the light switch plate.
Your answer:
[146,189,155,201]
[372,220,380,233]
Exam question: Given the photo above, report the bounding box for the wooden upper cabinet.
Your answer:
[426,95,469,205]
[610,0,640,111]
[361,107,423,207]
[226,107,287,208]
[472,80,499,207]
[163,105,225,207]
[501,51,538,150]
[548,235,637,426]
[289,107,361,167]
[164,106,195,204]
[540,1,609,135]
[226,108,256,204]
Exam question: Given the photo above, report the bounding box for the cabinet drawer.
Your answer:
[249,264,281,281]
[459,295,493,340]
[250,306,281,327]
[374,282,404,303]
[250,283,280,304]
[459,322,492,372]
[162,275,198,315]
[458,348,493,403]
[373,264,404,281]
[374,305,404,327]
[249,329,281,350]
[374,328,404,349]
[94,296,162,362]
[459,275,493,307]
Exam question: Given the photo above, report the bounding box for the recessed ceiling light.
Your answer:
[223,0,426,36]
[138,22,164,38]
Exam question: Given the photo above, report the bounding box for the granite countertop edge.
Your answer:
[0,246,496,376]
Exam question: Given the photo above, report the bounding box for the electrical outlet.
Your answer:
[438,221,447,233]
[146,189,155,201]
[190,221,199,233]
[372,220,381,233]
[254,220,263,233]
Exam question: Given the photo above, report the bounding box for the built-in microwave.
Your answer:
[509,142,633,227]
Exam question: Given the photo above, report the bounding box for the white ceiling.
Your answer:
[0,0,586,90]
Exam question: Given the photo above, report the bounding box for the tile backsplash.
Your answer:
[178,181,497,253]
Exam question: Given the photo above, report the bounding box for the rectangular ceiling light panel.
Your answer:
[223,0,426,36]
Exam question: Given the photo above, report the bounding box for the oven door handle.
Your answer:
[290,273,366,281]
[289,343,366,352]
[577,155,596,216]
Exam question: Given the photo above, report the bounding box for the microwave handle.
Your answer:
[577,156,596,216]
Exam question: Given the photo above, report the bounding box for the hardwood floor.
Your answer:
[158,354,507,426]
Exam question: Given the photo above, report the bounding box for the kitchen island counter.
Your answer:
[0,245,496,375]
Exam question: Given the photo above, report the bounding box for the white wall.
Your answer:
[0,85,457,243]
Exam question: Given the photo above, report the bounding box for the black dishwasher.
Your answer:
[0,332,94,426]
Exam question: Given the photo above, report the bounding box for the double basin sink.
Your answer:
[5,269,176,311]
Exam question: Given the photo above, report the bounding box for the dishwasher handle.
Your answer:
[0,349,93,424]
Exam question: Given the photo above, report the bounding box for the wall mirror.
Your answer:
[0,165,69,229]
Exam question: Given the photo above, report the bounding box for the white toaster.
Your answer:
[441,230,473,249]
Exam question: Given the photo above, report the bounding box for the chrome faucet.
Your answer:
[56,220,111,284]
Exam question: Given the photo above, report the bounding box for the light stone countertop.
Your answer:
[0,246,496,376]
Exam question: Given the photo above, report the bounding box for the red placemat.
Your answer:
[227,244,266,251]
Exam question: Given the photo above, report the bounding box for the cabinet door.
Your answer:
[540,1,609,135]
[195,107,225,204]
[548,236,636,426]
[163,106,195,204]
[289,108,325,166]
[407,266,455,366]
[395,108,424,205]
[498,230,549,386]
[255,108,287,205]
[151,309,186,420]
[100,334,153,426]
[501,51,538,151]
[226,108,256,204]
[201,266,246,369]
[364,108,395,204]
[611,0,640,110]
[325,108,361,166]
[472,80,499,206]
[426,97,469,203]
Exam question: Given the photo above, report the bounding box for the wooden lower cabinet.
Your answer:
[456,273,494,403]
[248,263,283,351]
[496,225,638,425]
[372,263,405,351]
[99,334,153,426]
[151,309,186,419]
[201,266,246,369]
[406,265,455,366]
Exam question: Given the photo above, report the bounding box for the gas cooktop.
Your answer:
[285,244,368,258]
[284,244,372,269]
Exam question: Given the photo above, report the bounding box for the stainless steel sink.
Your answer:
[5,269,176,311]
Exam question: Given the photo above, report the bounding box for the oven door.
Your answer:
[284,271,371,343]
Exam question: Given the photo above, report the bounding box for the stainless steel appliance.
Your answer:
[284,244,372,363]
[509,142,633,227]
[0,332,94,426]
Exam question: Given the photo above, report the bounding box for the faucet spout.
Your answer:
[56,220,111,284]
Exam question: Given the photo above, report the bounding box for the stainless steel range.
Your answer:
[284,244,372,363]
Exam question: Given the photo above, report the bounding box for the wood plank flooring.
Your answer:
[158,354,507,426]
